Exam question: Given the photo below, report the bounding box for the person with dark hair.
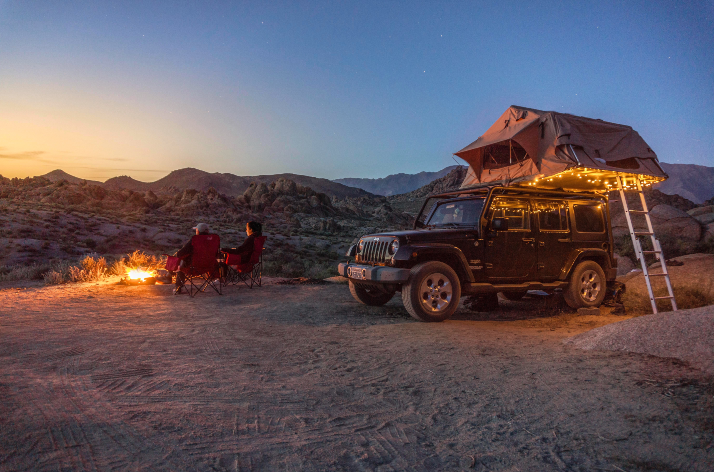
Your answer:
[221,221,263,264]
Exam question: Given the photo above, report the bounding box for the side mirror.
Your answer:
[491,217,509,231]
[414,219,425,229]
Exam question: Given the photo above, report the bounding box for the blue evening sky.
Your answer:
[1,1,712,181]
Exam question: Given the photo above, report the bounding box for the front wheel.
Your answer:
[402,261,461,322]
[564,261,607,309]
[349,281,395,306]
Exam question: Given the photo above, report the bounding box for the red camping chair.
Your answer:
[167,234,222,297]
[223,236,267,288]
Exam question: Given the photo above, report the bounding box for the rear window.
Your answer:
[573,204,605,233]
[535,201,569,231]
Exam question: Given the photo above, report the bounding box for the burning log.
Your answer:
[120,268,157,286]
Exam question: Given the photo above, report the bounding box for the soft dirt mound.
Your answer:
[566,305,714,376]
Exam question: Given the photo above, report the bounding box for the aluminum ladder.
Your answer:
[615,175,677,314]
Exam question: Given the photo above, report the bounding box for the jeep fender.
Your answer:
[559,249,615,281]
[394,244,475,283]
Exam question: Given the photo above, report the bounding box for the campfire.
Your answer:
[122,267,157,285]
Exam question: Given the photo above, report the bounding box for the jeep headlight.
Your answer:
[357,239,365,253]
[388,238,399,255]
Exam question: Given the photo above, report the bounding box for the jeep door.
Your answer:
[484,197,536,280]
[533,200,571,281]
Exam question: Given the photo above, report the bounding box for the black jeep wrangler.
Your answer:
[338,186,617,322]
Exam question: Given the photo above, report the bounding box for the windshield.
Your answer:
[425,198,484,227]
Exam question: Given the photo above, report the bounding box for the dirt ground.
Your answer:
[1,279,712,471]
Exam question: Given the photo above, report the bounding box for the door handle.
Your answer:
[522,238,535,243]
[557,238,571,243]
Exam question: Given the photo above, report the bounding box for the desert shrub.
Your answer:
[0,263,51,282]
[68,254,107,282]
[622,282,714,314]
[42,260,75,285]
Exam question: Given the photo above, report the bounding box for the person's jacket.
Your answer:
[222,233,259,264]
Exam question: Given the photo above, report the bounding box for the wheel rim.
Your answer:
[579,269,601,302]
[419,272,453,313]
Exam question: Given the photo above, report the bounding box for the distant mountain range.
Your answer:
[39,161,714,203]
[336,162,714,203]
[41,168,373,199]
[655,163,714,204]
[333,166,459,196]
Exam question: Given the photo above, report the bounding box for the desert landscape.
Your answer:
[1,164,714,471]
[3,3,714,470]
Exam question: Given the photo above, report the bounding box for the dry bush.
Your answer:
[42,260,75,285]
[68,255,107,282]
[622,282,714,314]
[109,250,164,276]
[0,263,50,282]
[43,256,107,284]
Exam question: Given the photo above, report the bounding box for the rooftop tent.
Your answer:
[454,106,668,191]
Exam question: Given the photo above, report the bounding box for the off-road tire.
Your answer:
[402,261,461,322]
[564,261,607,309]
[500,290,528,301]
[349,281,395,306]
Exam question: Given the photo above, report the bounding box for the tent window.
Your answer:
[605,157,641,170]
[574,204,605,233]
[483,140,529,169]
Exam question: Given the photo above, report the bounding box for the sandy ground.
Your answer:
[1,279,713,471]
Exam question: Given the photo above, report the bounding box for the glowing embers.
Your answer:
[122,267,157,285]
[523,167,665,192]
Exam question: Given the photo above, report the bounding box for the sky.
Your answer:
[1,1,713,182]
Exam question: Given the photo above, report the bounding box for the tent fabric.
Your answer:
[456,106,667,187]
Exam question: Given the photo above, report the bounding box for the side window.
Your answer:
[573,204,605,233]
[535,201,569,232]
[489,198,530,230]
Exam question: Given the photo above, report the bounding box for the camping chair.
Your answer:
[223,235,267,288]
[166,234,222,297]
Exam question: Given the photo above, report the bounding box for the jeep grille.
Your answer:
[359,240,390,264]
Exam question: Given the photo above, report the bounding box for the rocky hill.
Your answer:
[655,163,714,204]
[334,166,459,196]
[387,167,470,215]
[0,174,412,272]
[103,168,373,199]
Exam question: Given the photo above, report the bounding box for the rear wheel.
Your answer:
[402,261,461,322]
[564,261,607,309]
[349,281,395,306]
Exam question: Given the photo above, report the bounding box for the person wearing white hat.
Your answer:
[173,223,212,294]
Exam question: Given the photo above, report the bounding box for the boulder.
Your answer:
[614,253,637,276]
[648,204,702,242]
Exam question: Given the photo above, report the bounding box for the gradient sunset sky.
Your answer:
[1,1,712,182]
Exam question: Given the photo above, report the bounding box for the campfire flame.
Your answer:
[126,268,155,281]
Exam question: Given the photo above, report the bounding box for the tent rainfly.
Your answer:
[454,106,668,192]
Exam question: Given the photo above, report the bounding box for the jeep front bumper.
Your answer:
[338,263,410,283]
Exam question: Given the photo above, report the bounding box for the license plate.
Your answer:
[349,267,365,280]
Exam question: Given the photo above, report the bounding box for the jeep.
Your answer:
[338,185,617,322]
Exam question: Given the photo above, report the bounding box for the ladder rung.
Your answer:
[648,273,669,277]
[628,210,648,214]
[634,232,654,236]
[642,250,661,254]
[654,296,674,300]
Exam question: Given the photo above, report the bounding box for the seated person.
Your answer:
[221,221,262,265]
[173,222,214,294]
